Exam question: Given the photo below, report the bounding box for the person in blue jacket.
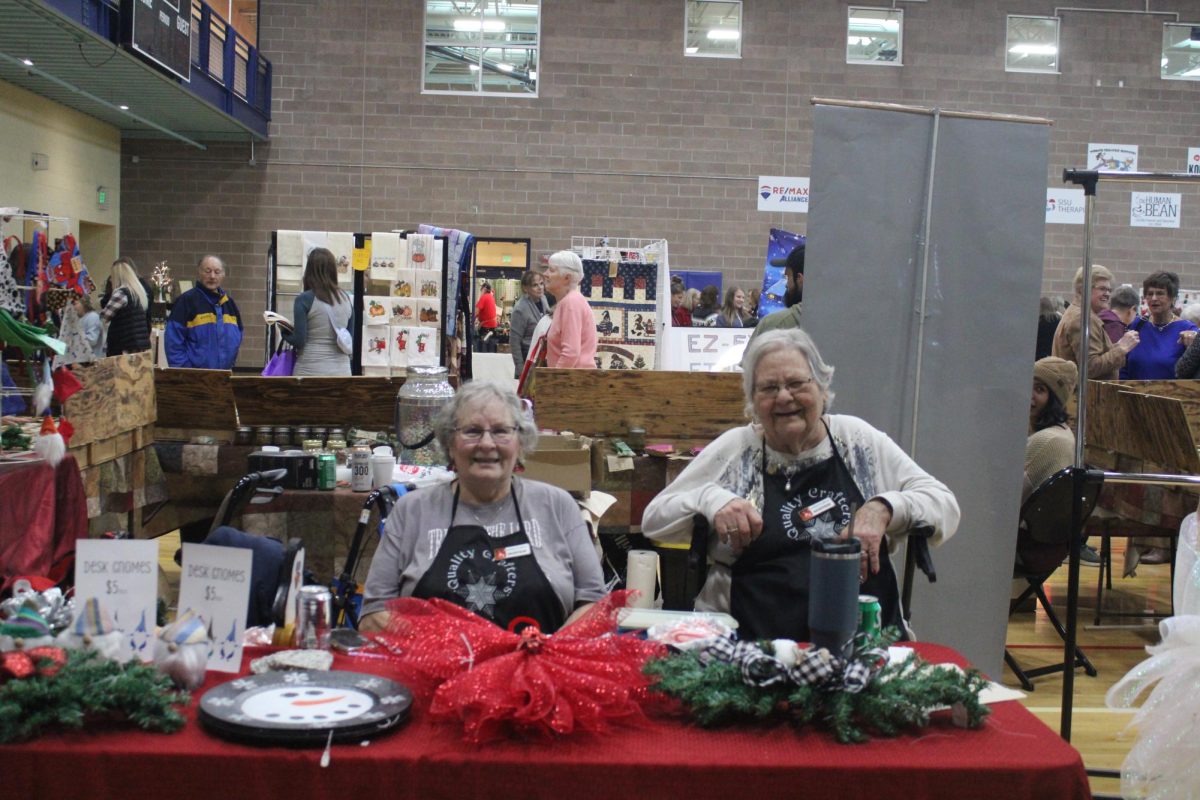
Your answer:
[165,254,243,369]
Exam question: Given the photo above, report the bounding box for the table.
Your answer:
[0,643,1090,800]
[0,454,87,592]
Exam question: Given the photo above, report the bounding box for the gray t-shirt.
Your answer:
[361,478,605,621]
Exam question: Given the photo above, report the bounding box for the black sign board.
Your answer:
[122,0,192,83]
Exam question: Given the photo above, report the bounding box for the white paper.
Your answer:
[276,230,304,266]
[1045,187,1085,225]
[74,539,159,662]
[178,543,254,673]
[1188,147,1200,174]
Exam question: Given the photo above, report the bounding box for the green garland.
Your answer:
[0,649,190,743]
[644,630,991,744]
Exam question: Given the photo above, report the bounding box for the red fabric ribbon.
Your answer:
[1,646,66,681]
[374,591,667,743]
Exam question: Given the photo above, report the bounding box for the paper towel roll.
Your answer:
[625,550,659,609]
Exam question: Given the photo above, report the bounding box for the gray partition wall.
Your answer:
[801,102,1051,677]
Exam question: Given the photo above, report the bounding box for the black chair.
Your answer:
[1004,467,1102,691]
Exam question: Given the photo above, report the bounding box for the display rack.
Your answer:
[265,231,450,376]
[569,236,670,369]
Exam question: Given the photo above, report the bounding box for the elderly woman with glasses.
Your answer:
[543,250,598,369]
[642,329,959,641]
[360,381,605,634]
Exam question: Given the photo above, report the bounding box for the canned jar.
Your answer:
[254,425,274,446]
[234,426,254,445]
[395,366,455,466]
[273,426,294,447]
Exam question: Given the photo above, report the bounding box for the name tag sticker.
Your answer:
[799,497,836,522]
[494,543,532,560]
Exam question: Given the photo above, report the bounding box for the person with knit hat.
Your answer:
[1020,356,1098,567]
[1052,264,1139,381]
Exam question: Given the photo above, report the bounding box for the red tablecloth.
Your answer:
[0,642,1090,800]
[0,454,87,592]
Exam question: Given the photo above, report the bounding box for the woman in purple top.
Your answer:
[1122,271,1198,380]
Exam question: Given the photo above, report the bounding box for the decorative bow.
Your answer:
[1,646,67,680]
[701,636,887,694]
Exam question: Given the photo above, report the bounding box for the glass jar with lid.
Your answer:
[395,366,455,466]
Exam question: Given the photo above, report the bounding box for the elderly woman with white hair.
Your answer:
[543,250,598,369]
[359,381,605,634]
[1051,264,1139,381]
[642,328,959,641]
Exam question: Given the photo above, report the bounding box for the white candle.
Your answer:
[625,550,659,609]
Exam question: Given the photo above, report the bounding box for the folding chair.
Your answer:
[1004,467,1102,691]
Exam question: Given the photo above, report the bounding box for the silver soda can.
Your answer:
[350,445,372,492]
[294,585,333,649]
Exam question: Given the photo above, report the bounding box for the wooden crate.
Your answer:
[65,352,156,448]
[70,423,156,470]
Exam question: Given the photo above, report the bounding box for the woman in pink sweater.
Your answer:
[544,251,598,368]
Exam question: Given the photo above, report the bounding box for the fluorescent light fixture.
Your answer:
[529,70,537,80]
[469,64,481,71]
[119,104,130,110]
[454,18,506,32]
[706,28,740,40]
[849,16,899,32]
[495,62,514,72]
[685,46,699,54]
[21,58,33,66]
[1008,44,1057,56]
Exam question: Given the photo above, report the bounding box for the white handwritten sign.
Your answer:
[74,539,159,662]
[1130,191,1181,229]
[178,543,253,673]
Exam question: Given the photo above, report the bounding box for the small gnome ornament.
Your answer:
[56,597,126,663]
[154,609,211,690]
[33,414,66,467]
[0,606,56,652]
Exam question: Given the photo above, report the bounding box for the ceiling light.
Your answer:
[529,70,537,80]
[21,58,33,66]
[469,64,481,71]
[1008,44,1057,56]
[495,62,514,72]
[706,29,740,41]
[454,18,506,32]
[685,46,699,54]
[119,104,130,110]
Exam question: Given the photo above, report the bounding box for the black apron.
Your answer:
[412,483,565,633]
[730,424,901,641]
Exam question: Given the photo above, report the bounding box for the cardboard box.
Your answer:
[521,433,592,497]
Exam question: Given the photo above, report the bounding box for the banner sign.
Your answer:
[1087,143,1138,172]
[1045,187,1085,225]
[661,327,752,372]
[1188,147,1200,174]
[1130,191,1181,228]
[757,176,810,213]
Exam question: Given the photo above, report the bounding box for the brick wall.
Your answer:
[120,0,1200,366]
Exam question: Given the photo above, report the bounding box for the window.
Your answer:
[847,7,902,66]
[685,1,742,59]
[1161,22,1200,81]
[423,1,539,95]
[1006,16,1059,74]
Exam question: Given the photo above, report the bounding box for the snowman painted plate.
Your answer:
[199,670,412,746]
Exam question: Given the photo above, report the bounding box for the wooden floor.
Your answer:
[157,532,1167,797]
[1004,539,1175,799]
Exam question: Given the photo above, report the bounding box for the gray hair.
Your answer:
[1111,285,1140,313]
[432,380,539,466]
[1182,303,1200,326]
[740,328,835,420]
[547,250,584,286]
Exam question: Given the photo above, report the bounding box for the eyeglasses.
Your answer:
[456,425,518,443]
[753,378,815,399]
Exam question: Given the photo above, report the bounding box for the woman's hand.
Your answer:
[1180,330,1197,347]
[358,611,390,633]
[713,499,763,554]
[839,499,892,581]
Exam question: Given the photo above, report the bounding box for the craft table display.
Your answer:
[0,455,86,592]
[0,642,1089,800]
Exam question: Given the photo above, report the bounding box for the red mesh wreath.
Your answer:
[373,591,667,742]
